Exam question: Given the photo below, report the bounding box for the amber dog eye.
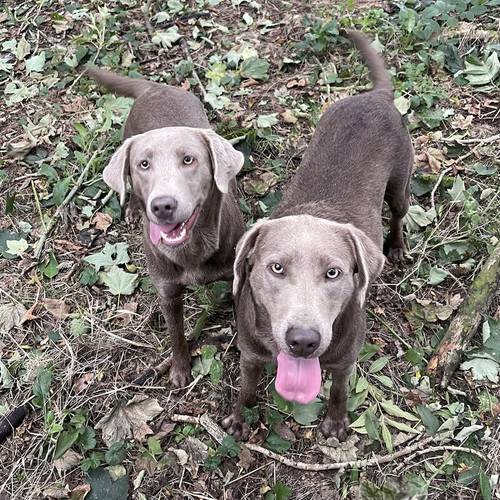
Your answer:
[326,268,342,279]
[271,263,284,274]
[183,155,194,165]
[139,160,150,169]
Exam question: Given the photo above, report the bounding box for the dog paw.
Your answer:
[169,361,191,388]
[222,413,249,440]
[386,245,405,264]
[320,415,350,441]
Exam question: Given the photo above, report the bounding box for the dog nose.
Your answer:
[151,196,177,220]
[285,328,320,357]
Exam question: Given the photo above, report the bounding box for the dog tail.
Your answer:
[343,29,393,92]
[83,66,155,98]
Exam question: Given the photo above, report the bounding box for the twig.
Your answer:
[170,414,486,471]
[33,149,100,260]
[443,133,500,145]
[430,166,452,214]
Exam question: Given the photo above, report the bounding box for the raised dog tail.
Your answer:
[343,29,393,93]
[83,66,155,99]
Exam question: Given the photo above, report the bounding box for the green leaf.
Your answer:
[79,266,99,286]
[265,481,293,500]
[447,175,466,204]
[373,374,394,388]
[368,356,389,374]
[394,96,411,115]
[358,343,380,362]
[472,163,497,176]
[256,113,279,128]
[405,205,435,231]
[265,431,292,453]
[70,317,90,336]
[84,242,130,271]
[152,27,182,48]
[105,441,127,465]
[5,238,28,257]
[0,360,13,389]
[147,437,162,457]
[87,468,129,500]
[380,401,419,421]
[427,266,448,285]
[0,231,26,259]
[479,469,492,500]
[364,407,380,440]
[219,435,240,458]
[32,367,53,404]
[460,52,500,86]
[416,405,440,435]
[347,389,368,412]
[40,253,59,279]
[291,399,324,425]
[355,376,369,393]
[52,177,71,205]
[240,57,270,80]
[384,417,419,434]
[460,358,499,383]
[100,266,138,296]
[209,359,223,385]
[54,429,80,459]
[381,420,393,452]
[25,51,46,73]
[79,426,97,451]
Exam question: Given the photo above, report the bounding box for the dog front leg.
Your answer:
[222,359,262,440]
[320,365,353,441]
[157,283,191,388]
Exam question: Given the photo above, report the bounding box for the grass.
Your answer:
[0,0,499,498]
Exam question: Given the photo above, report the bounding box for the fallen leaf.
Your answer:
[272,422,296,442]
[0,302,27,333]
[44,298,70,320]
[281,109,298,124]
[91,212,113,232]
[152,419,176,440]
[74,372,94,394]
[54,449,83,473]
[116,302,138,326]
[95,395,163,446]
[23,303,39,322]
[425,147,446,173]
[42,484,70,498]
[69,484,90,500]
[286,78,307,88]
[237,446,255,470]
[168,447,189,466]
[316,434,359,462]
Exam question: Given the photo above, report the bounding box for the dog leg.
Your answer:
[320,365,352,441]
[157,283,191,388]
[222,359,262,440]
[384,170,410,263]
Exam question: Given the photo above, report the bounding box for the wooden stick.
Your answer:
[33,149,100,260]
[427,240,500,387]
[170,414,486,471]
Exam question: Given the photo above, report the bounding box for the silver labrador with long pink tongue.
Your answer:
[85,66,245,389]
[223,29,412,442]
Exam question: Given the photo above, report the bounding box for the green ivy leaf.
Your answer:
[25,51,46,73]
[427,266,448,285]
[265,431,291,453]
[105,441,127,466]
[240,57,270,80]
[256,113,279,129]
[40,253,59,279]
[100,266,138,296]
[84,242,130,271]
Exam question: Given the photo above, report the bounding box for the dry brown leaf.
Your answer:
[0,302,27,333]
[73,372,94,394]
[152,419,176,440]
[42,484,70,499]
[116,302,138,326]
[425,147,446,173]
[281,109,298,124]
[135,456,157,475]
[54,449,82,473]
[23,303,39,322]
[237,446,255,470]
[286,78,306,88]
[91,212,112,232]
[181,80,191,91]
[272,422,296,442]
[95,395,163,446]
[69,484,90,500]
[44,298,70,320]
[451,114,473,130]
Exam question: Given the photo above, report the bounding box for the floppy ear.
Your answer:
[202,130,244,193]
[233,220,268,298]
[103,138,133,206]
[347,225,385,307]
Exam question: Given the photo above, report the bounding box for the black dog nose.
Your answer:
[285,328,320,357]
[151,196,177,220]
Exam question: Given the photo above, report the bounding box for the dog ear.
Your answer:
[347,225,385,307]
[233,220,268,298]
[103,138,133,206]
[202,130,244,193]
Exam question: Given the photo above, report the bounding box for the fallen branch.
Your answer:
[0,405,28,444]
[427,240,500,387]
[131,333,231,386]
[33,149,100,260]
[443,133,500,145]
[170,414,486,471]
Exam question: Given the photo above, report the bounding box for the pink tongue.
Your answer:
[149,221,178,245]
[275,352,321,405]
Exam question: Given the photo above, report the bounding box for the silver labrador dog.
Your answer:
[223,30,413,440]
[85,68,245,387]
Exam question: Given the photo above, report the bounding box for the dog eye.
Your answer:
[270,263,284,274]
[183,155,194,165]
[139,160,149,170]
[326,268,342,279]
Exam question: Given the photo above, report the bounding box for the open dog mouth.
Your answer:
[149,208,198,247]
